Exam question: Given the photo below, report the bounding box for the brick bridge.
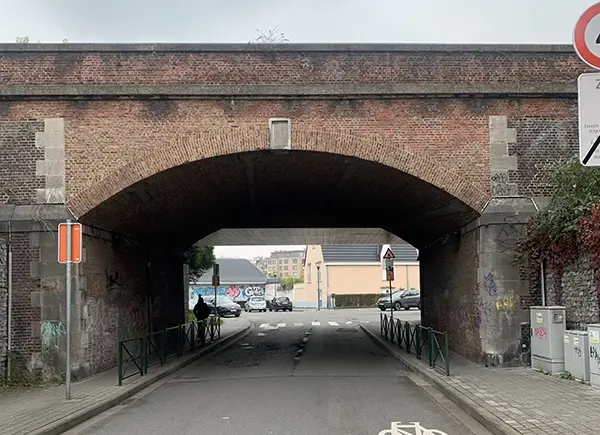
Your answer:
[0,43,589,380]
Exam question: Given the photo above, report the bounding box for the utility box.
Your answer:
[588,324,600,388]
[530,306,566,374]
[564,330,590,382]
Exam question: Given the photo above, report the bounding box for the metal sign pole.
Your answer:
[65,219,72,400]
[388,273,393,323]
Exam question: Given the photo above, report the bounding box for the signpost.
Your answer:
[574,3,600,166]
[211,263,220,340]
[57,221,82,401]
[382,248,395,323]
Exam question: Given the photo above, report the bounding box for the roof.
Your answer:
[321,244,418,263]
[193,258,267,284]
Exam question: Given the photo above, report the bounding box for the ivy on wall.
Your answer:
[517,160,600,303]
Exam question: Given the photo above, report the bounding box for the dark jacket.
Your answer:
[193,300,210,321]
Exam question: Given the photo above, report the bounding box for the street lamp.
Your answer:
[316,261,322,311]
[273,273,277,299]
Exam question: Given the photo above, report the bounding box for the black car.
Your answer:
[204,295,242,317]
[268,296,293,312]
[377,290,421,311]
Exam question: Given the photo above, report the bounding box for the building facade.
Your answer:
[294,244,419,308]
[264,249,306,279]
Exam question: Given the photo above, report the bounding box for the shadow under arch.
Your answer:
[69,126,489,249]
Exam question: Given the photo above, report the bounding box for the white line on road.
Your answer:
[311,321,321,326]
[259,323,269,329]
[277,323,286,328]
[328,321,339,326]
[346,321,353,325]
[294,323,304,327]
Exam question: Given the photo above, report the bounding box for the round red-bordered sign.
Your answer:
[574,2,600,69]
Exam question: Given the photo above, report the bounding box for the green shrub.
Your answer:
[187,310,224,325]
[333,293,381,308]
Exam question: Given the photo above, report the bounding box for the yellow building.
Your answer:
[294,244,419,308]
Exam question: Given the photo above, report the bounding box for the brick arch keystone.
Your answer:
[67,125,489,219]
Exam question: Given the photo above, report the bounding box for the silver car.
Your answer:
[245,296,267,312]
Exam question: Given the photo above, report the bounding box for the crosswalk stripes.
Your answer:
[257,320,371,330]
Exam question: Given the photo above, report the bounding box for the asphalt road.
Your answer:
[65,309,490,435]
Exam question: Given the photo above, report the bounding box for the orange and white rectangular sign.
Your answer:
[58,222,82,264]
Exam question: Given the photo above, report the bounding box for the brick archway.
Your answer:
[67,125,489,219]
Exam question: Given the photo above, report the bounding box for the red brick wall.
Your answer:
[0,50,588,85]
[0,98,577,220]
[421,230,481,361]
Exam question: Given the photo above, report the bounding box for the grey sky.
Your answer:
[1,0,597,43]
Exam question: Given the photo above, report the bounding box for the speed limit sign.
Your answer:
[574,2,600,69]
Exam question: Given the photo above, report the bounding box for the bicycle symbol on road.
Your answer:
[378,421,448,435]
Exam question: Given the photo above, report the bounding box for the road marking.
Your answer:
[328,321,339,326]
[362,321,370,324]
[294,322,304,327]
[311,321,321,326]
[257,332,266,337]
[277,323,286,328]
[259,323,269,329]
[346,321,353,325]
[378,421,448,435]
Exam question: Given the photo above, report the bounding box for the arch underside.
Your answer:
[78,150,481,250]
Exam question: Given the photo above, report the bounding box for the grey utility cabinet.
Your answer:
[564,330,590,382]
[588,324,600,388]
[530,306,566,374]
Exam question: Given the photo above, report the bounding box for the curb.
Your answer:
[32,324,253,435]
[360,325,521,435]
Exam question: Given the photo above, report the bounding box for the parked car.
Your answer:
[377,290,421,311]
[204,295,242,317]
[268,296,293,312]
[245,296,267,312]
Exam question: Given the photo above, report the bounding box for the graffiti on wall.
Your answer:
[190,284,265,302]
[41,321,65,349]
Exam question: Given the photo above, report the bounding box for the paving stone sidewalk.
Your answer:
[362,323,600,435]
[0,321,250,435]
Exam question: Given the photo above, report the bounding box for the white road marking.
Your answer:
[294,323,304,327]
[257,332,266,337]
[311,321,321,326]
[277,323,286,328]
[328,321,339,326]
[259,323,269,329]
[346,321,353,325]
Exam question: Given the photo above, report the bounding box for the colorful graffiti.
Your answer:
[189,284,265,306]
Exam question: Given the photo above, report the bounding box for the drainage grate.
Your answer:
[336,328,359,333]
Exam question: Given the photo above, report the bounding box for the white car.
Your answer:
[245,296,267,312]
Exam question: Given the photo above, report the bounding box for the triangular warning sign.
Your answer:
[382,247,395,260]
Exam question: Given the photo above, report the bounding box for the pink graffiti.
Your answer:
[226,285,240,298]
[534,327,547,340]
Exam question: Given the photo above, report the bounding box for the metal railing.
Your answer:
[379,313,450,376]
[117,316,222,386]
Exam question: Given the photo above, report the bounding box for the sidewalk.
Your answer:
[362,323,600,435]
[0,320,251,435]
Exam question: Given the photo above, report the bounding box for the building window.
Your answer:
[284,259,289,264]
[293,265,298,270]
[307,263,312,283]
[292,258,298,264]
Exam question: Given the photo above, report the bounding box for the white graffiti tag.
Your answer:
[378,421,448,435]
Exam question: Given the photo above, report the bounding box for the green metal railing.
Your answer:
[117,316,222,386]
[379,313,450,376]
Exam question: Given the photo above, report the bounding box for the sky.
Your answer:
[1,0,596,44]
[2,0,594,258]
